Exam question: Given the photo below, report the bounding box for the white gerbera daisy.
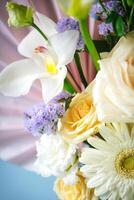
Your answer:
[80,123,134,200]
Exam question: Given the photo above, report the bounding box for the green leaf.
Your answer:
[65,96,74,110]
[105,11,117,23]
[113,16,125,37]
[64,78,76,94]
[127,0,134,6]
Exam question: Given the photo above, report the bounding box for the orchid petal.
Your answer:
[35,12,57,38]
[49,30,79,67]
[0,59,44,97]
[18,30,48,57]
[41,66,67,102]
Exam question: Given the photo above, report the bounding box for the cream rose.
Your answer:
[60,83,100,143]
[93,31,134,122]
[54,174,98,200]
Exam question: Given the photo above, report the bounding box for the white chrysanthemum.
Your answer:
[35,134,78,185]
[80,123,134,200]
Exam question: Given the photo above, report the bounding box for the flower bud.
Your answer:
[58,0,94,20]
[6,2,33,27]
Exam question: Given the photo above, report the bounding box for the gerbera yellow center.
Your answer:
[45,56,58,74]
[115,149,134,179]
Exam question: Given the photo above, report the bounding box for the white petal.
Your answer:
[0,59,44,97]
[87,173,107,188]
[49,30,79,67]
[35,12,57,38]
[99,125,120,144]
[62,165,78,185]
[18,30,48,57]
[80,148,104,165]
[40,66,67,102]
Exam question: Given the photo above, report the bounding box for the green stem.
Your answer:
[98,0,108,14]
[122,0,127,13]
[79,19,100,71]
[128,6,134,31]
[31,22,48,41]
[64,78,76,94]
[74,53,88,88]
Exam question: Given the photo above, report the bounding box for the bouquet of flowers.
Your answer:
[0,0,134,199]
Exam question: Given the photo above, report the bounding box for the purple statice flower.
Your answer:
[105,0,125,16]
[50,91,71,103]
[105,0,117,11]
[24,102,65,137]
[56,17,84,50]
[98,22,113,36]
[90,3,103,18]
[90,1,125,19]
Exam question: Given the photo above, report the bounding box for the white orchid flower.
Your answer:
[0,13,79,102]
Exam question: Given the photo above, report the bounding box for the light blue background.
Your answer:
[0,160,58,200]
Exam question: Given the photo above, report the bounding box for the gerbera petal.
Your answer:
[40,66,67,102]
[88,136,112,152]
[49,30,79,67]
[35,12,57,38]
[99,125,120,144]
[87,174,107,188]
[80,148,105,165]
[120,123,131,142]
[18,30,48,57]
[0,59,44,97]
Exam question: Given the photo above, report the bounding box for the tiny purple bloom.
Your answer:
[50,91,71,103]
[90,3,103,18]
[24,92,72,137]
[105,0,125,16]
[98,22,113,36]
[24,102,64,136]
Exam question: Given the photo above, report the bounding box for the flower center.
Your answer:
[34,46,58,74]
[115,149,134,179]
[45,55,58,74]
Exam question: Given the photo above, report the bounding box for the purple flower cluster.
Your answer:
[90,0,125,18]
[105,1,125,16]
[90,3,103,18]
[56,17,84,50]
[50,91,71,103]
[24,92,71,136]
[98,22,113,36]
[90,1,125,37]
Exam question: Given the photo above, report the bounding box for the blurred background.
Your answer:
[0,0,100,172]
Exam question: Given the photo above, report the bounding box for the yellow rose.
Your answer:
[60,83,100,143]
[93,31,134,123]
[54,175,98,200]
